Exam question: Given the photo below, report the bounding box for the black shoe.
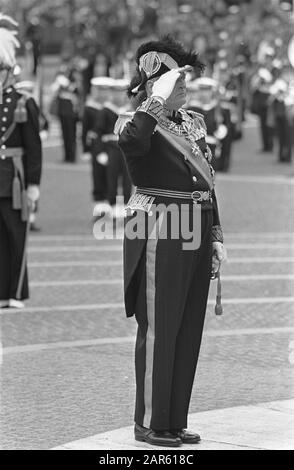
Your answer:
[171,429,201,444]
[134,424,182,447]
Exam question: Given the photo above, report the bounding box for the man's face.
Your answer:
[150,71,187,110]
[166,72,187,110]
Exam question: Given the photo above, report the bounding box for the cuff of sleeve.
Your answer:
[137,97,164,121]
[212,225,224,243]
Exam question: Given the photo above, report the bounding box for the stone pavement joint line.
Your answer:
[51,399,294,450]
[27,258,294,268]
[28,274,294,287]
[3,326,294,355]
[0,297,294,316]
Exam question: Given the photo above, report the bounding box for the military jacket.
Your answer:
[82,101,120,156]
[118,97,222,228]
[0,86,42,198]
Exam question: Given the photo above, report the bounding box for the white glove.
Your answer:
[151,69,183,102]
[214,124,228,140]
[27,185,40,203]
[96,152,109,165]
[40,130,49,141]
[212,242,227,262]
[27,185,40,210]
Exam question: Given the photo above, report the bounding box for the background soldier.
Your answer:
[82,77,113,219]
[250,67,274,153]
[187,77,231,172]
[0,14,42,309]
[102,78,132,217]
[51,65,81,163]
[15,79,49,231]
[269,78,293,163]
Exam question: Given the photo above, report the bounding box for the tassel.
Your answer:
[215,271,223,316]
[14,97,28,123]
[12,174,22,209]
[21,190,28,222]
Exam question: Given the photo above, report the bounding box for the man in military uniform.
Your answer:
[0,14,42,308]
[102,78,132,216]
[52,65,81,163]
[15,79,49,231]
[268,78,293,163]
[82,77,114,218]
[82,77,132,219]
[250,67,274,152]
[117,36,226,447]
[186,77,231,172]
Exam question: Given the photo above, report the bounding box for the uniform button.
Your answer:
[192,176,197,182]
[1,127,6,131]
[1,145,6,149]
[4,107,9,112]
[2,117,7,122]
[6,98,12,103]
[1,155,5,160]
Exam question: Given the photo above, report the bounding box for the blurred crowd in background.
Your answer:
[2,0,294,219]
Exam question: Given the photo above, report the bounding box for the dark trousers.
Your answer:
[59,115,77,163]
[133,208,213,431]
[91,155,107,202]
[259,107,273,152]
[0,199,29,300]
[106,147,132,206]
[275,117,292,162]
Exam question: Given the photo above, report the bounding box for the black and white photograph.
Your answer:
[0,0,293,455]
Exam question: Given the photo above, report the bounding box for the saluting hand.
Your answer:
[151,68,187,102]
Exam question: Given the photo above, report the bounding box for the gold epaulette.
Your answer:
[114,111,134,135]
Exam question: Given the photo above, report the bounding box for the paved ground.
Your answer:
[0,108,294,450]
[52,400,294,450]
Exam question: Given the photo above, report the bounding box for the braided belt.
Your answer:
[136,187,212,203]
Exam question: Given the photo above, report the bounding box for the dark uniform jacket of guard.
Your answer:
[82,103,119,156]
[83,102,131,205]
[0,86,42,197]
[189,103,232,172]
[0,85,42,302]
[82,99,103,154]
[118,106,222,318]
